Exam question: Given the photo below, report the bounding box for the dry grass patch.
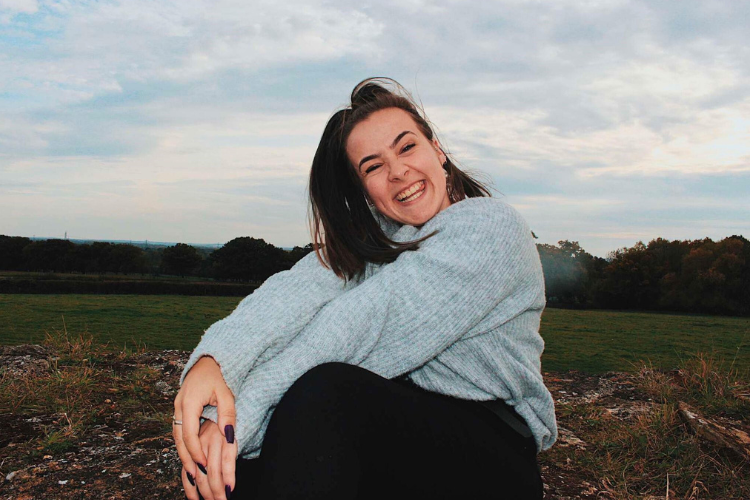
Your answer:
[546,353,749,499]
[0,322,168,463]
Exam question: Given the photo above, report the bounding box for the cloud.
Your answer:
[1,0,749,255]
[0,0,37,16]
[1,0,383,106]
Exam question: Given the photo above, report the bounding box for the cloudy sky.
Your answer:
[2,0,748,257]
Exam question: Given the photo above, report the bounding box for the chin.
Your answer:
[392,210,435,227]
[382,195,442,226]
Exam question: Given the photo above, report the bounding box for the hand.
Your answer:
[183,420,237,500]
[174,356,238,498]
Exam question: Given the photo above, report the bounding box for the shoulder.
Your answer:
[423,197,532,239]
[279,249,346,287]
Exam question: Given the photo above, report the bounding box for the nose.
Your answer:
[388,160,409,182]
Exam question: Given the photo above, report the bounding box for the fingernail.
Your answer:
[225,484,232,499]
[197,462,207,475]
[225,424,235,444]
[186,471,196,486]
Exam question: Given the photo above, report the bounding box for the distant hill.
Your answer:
[24,236,295,251]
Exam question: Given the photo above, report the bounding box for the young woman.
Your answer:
[173,78,557,500]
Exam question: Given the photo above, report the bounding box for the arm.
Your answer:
[178,250,348,406]
[229,198,545,457]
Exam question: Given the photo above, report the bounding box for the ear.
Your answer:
[363,191,375,208]
[431,138,446,165]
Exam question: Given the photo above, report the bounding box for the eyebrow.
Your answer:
[358,130,415,171]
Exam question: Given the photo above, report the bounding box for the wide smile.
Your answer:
[394,180,426,204]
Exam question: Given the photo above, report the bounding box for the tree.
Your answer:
[286,243,314,266]
[211,237,289,282]
[87,242,114,273]
[108,244,148,274]
[594,241,652,310]
[0,235,32,270]
[162,243,203,277]
[22,239,76,272]
[536,240,603,308]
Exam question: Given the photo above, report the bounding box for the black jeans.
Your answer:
[231,362,542,499]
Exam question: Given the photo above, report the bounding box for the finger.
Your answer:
[182,467,200,500]
[222,434,238,498]
[216,385,237,443]
[174,425,197,482]
[195,430,215,500]
[173,400,197,479]
[215,386,237,493]
[194,465,213,500]
[208,438,228,500]
[182,398,209,473]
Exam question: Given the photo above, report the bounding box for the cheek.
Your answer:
[364,181,387,204]
[364,182,380,207]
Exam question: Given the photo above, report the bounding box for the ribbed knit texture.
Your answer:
[180,197,557,458]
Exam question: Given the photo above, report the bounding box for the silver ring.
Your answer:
[172,416,183,425]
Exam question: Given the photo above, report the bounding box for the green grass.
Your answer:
[540,308,749,374]
[0,294,241,351]
[1,294,748,374]
[0,270,211,281]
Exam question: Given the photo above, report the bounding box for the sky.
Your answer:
[1,0,749,257]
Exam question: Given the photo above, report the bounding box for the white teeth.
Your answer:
[401,188,424,203]
[396,181,424,201]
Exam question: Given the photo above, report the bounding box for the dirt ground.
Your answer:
[0,345,744,499]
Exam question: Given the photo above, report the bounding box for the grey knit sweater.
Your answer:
[179,197,557,459]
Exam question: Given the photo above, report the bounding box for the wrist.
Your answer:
[198,354,218,363]
[196,355,221,370]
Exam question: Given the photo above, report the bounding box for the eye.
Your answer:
[365,164,382,174]
[401,143,415,153]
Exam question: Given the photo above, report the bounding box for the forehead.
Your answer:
[346,108,421,159]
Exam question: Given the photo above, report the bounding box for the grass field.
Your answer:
[0,294,240,351]
[539,308,749,374]
[0,270,210,281]
[1,294,748,374]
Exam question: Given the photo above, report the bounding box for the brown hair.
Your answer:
[308,77,492,281]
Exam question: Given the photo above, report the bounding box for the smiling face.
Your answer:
[346,107,451,227]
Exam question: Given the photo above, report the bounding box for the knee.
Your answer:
[287,362,363,397]
[275,363,372,416]
[299,362,360,385]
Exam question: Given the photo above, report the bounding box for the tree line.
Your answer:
[537,235,749,316]
[0,236,313,283]
[1,233,748,316]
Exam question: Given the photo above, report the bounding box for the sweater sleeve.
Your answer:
[178,250,347,406]
[229,198,545,457]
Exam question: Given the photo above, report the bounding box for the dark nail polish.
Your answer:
[186,471,196,486]
[225,424,235,444]
[225,484,232,499]
[197,462,207,475]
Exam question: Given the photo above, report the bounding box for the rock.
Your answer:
[155,380,175,396]
[556,427,587,448]
[678,401,750,460]
[0,344,50,357]
[0,344,52,377]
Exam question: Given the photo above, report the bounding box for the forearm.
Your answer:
[179,251,348,399]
